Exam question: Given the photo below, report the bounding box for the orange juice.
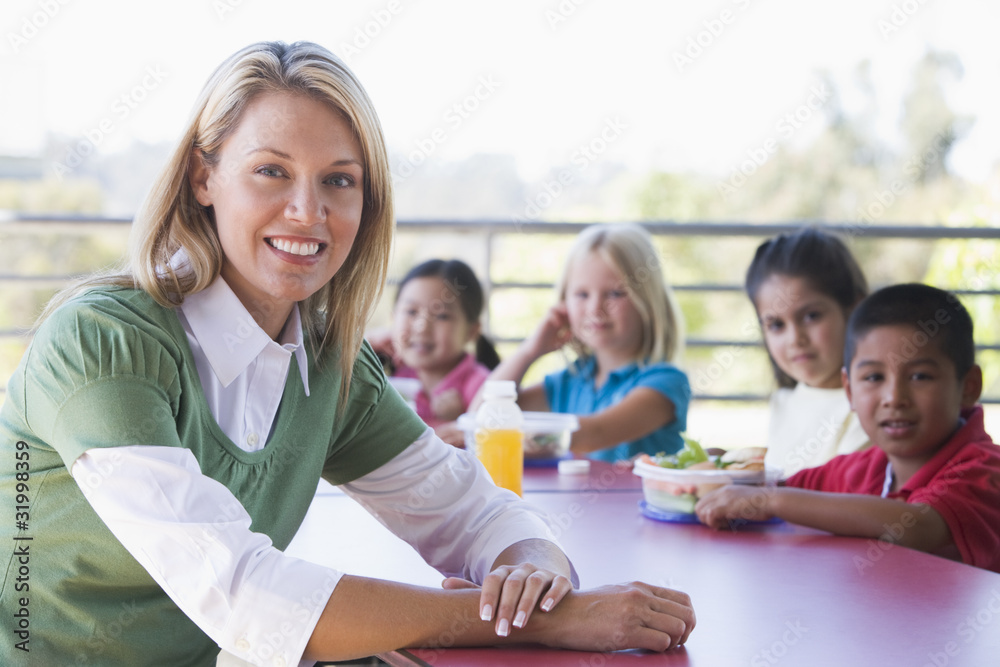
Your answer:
[475,428,524,496]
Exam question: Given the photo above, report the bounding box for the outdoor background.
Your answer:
[2,0,999,445]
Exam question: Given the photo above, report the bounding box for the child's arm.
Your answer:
[472,305,572,412]
[695,485,953,554]
[571,388,676,455]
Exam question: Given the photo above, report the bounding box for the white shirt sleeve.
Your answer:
[72,445,340,667]
[339,428,579,587]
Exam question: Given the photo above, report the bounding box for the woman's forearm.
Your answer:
[304,576,496,661]
[305,574,696,660]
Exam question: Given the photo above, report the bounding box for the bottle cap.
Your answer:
[482,380,517,399]
[558,459,590,475]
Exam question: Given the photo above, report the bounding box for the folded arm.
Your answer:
[76,441,695,663]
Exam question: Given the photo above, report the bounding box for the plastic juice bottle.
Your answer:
[474,380,524,496]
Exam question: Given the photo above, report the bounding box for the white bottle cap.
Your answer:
[558,459,590,475]
[482,380,517,399]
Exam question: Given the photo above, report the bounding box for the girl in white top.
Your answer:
[0,41,695,666]
[745,227,871,478]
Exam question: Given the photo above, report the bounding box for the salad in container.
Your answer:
[633,437,769,515]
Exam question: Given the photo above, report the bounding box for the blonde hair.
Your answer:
[40,41,394,407]
[556,223,684,364]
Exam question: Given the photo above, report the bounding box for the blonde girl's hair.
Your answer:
[555,223,684,364]
[38,41,394,408]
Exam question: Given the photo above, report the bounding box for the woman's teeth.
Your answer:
[268,238,320,256]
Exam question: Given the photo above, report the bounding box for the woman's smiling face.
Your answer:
[190,90,365,336]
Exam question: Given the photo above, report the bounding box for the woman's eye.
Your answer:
[326,174,355,187]
[765,320,783,332]
[609,290,627,299]
[804,311,823,323]
[255,165,284,178]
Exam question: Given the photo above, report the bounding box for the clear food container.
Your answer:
[633,455,769,514]
[457,411,580,461]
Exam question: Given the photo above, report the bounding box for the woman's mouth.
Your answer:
[266,238,324,256]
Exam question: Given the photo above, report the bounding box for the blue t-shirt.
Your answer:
[543,357,691,462]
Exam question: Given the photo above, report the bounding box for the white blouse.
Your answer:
[72,277,564,667]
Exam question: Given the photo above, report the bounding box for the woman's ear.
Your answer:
[188,149,213,207]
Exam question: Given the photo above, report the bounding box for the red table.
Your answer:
[289,462,1000,666]
[523,458,642,493]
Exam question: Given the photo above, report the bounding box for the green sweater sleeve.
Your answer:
[22,290,184,467]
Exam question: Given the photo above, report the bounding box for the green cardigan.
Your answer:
[0,288,426,665]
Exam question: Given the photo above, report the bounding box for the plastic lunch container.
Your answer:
[632,455,769,514]
[457,411,580,461]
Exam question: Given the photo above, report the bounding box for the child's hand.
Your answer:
[434,421,467,448]
[430,388,464,422]
[366,327,395,360]
[694,484,776,529]
[525,304,573,357]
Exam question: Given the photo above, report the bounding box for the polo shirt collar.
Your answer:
[179,276,310,393]
[574,356,638,381]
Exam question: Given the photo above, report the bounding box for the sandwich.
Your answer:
[720,446,767,471]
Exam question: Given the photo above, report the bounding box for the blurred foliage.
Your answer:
[924,219,1000,398]
[0,178,103,213]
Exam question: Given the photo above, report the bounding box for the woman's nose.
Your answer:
[285,181,325,224]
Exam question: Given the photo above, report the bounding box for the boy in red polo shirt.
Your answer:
[696,283,1000,573]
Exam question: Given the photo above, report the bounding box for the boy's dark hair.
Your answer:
[844,283,974,379]
[746,226,869,388]
[396,259,501,370]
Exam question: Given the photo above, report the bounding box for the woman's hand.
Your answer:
[524,582,695,652]
[442,562,573,636]
[695,484,775,529]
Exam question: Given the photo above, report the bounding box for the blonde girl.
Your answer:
[483,223,691,462]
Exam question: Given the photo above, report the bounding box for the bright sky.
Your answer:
[2,0,999,183]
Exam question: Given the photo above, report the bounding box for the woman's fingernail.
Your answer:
[541,598,554,612]
[513,611,527,628]
[497,618,509,637]
[480,604,492,622]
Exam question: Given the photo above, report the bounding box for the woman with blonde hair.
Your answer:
[0,42,694,665]
[482,223,691,462]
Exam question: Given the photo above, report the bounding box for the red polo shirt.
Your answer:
[787,406,1000,573]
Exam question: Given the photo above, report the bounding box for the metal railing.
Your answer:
[2,216,1000,401]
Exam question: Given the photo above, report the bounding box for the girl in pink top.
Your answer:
[373,259,500,446]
